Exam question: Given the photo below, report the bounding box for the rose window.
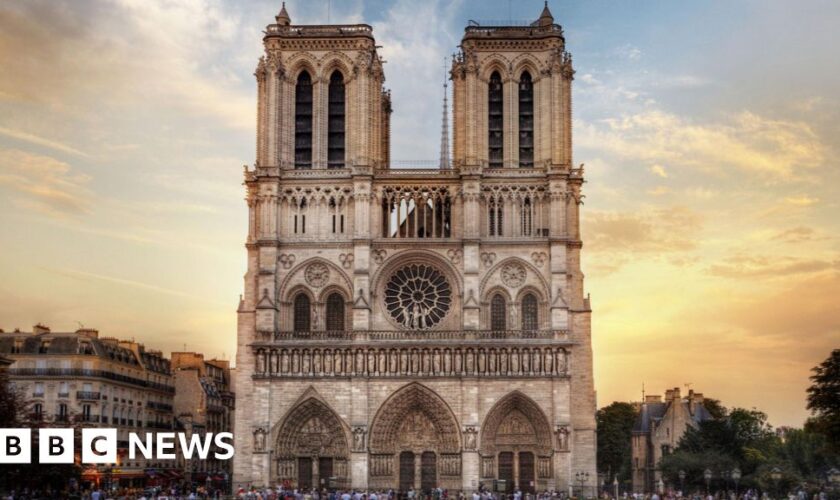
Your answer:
[384,264,452,329]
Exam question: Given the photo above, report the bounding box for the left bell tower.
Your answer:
[254,2,389,169]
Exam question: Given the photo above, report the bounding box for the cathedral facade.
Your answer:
[233,3,597,494]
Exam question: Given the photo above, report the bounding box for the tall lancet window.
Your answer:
[293,293,311,332]
[491,294,507,331]
[325,292,345,331]
[328,71,346,168]
[295,71,313,169]
[488,71,504,168]
[521,293,538,331]
[518,71,534,167]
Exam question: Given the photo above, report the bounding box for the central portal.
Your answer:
[368,383,462,491]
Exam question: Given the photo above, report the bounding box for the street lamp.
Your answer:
[770,467,782,499]
[704,469,713,496]
[678,470,686,494]
[576,471,590,499]
[732,468,741,497]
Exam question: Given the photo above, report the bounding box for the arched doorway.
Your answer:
[480,391,553,494]
[274,397,350,490]
[368,383,462,492]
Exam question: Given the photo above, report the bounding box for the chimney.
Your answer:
[33,323,50,334]
[76,328,99,339]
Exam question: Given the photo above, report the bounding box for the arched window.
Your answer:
[295,71,313,169]
[491,294,507,331]
[325,293,345,331]
[328,71,345,168]
[521,196,532,236]
[521,293,538,331]
[489,198,504,236]
[293,293,311,332]
[518,71,534,167]
[488,71,504,168]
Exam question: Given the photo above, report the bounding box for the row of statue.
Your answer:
[253,346,569,377]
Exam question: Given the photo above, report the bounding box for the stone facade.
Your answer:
[171,352,236,487]
[0,324,177,487]
[233,3,596,493]
[631,388,713,493]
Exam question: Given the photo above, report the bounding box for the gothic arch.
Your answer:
[319,51,355,82]
[273,395,350,458]
[479,256,550,299]
[479,390,553,456]
[278,256,353,302]
[511,54,544,82]
[272,390,351,488]
[286,53,319,82]
[480,55,512,81]
[369,382,461,454]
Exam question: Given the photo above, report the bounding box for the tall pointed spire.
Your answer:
[439,58,451,170]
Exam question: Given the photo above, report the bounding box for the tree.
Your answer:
[596,402,637,482]
[703,398,727,419]
[806,349,840,454]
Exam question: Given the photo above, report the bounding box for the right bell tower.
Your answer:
[451,2,573,170]
[450,2,597,492]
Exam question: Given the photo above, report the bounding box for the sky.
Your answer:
[0,0,838,428]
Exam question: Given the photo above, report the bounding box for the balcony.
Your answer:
[79,414,99,423]
[57,392,70,398]
[8,368,175,394]
[147,401,173,412]
[77,391,102,401]
[54,414,70,423]
[146,421,172,430]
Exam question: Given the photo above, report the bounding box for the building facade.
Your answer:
[631,388,713,493]
[233,3,597,493]
[0,324,178,487]
[171,352,236,488]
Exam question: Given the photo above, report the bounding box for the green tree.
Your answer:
[596,402,638,482]
[806,349,840,455]
[703,398,727,419]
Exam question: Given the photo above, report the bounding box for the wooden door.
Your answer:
[298,457,313,490]
[399,451,415,492]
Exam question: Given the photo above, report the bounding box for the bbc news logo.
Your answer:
[0,429,234,463]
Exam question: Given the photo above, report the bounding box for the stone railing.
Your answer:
[252,344,569,379]
[268,329,565,343]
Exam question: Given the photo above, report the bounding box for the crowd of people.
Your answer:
[2,486,833,500]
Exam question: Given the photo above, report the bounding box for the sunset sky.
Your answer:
[0,0,838,428]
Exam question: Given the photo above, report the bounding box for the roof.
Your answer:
[0,331,140,367]
[633,400,714,434]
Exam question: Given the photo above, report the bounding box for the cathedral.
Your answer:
[233,2,597,494]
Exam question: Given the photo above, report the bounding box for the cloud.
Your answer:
[706,255,840,279]
[0,149,91,216]
[0,0,255,129]
[585,206,702,255]
[785,195,819,206]
[577,110,825,179]
[774,226,820,244]
[649,164,668,178]
[0,127,89,157]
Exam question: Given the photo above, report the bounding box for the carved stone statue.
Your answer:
[352,426,366,452]
[464,426,478,450]
[555,425,570,452]
[253,428,267,452]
